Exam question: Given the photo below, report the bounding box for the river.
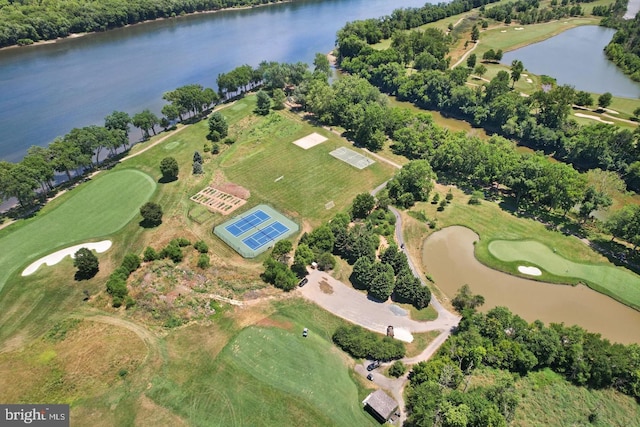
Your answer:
[502,25,640,99]
[0,0,428,162]
[422,226,640,344]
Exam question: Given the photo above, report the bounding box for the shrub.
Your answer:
[143,246,159,261]
[432,193,440,204]
[317,252,336,271]
[211,143,220,154]
[192,161,203,175]
[159,157,179,181]
[445,190,453,202]
[106,276,128,299]
[124,296,136,309]
[333,325,405,361]
[389,361,406,377]
[223,137,236,145]
[194,240,209,253]
[122,253,141,274]
[162,244,183,263]
[197,253,210,269]
[171,237,191,247]
[112,296,123,308]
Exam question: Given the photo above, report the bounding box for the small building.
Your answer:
[362,389,398,423]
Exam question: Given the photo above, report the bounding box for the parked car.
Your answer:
[367,373,374,381]
[367,361,381,371]
[298,277,309,287]
[302,328,308,337]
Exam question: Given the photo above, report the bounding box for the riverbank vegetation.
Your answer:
[0,0,305,48]
[605,13,640,81]
[405,303,640,426]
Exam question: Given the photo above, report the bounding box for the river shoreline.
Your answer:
[0,0,297,52]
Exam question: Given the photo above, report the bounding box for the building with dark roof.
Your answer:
[362,389,398,423]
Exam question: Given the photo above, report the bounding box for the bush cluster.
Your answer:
[105,253,141,308]
[332,325,405,361]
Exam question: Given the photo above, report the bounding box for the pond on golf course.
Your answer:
[422,226,640,344]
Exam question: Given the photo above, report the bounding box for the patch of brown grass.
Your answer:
[319,280,334,294]
[135,395,188,427]
[256,317,294,330]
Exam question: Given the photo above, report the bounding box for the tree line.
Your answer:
[404,296,640,426]
[482,0,586,25]
[0,0,300,48]
[604,13,640,82]
[0,59,309,211]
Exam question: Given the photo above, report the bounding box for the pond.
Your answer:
[422,226,640,344]
[502,25,640,99]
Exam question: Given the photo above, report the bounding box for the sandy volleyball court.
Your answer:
[22,240,112,276]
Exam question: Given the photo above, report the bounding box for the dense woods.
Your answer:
[0,0,297,48]
[605,13,640,82]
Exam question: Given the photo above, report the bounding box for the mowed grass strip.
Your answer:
[0,169,156,291]
[488,239,640,309]
[222,110,395,224]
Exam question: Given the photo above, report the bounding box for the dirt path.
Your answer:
[451,40,479,69]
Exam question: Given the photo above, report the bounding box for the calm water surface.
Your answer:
[0,0,428,162]
[422,226,640,344]
[503,25,640,99]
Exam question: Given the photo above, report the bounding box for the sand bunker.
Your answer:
[292,132,328,149]
[515,27,524,30]
[22,240,112,276]
[526,78,533,83]
[518,266,542,276]
[574,113,614,124]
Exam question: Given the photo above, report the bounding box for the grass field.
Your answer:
[471,367,640,427]
[147,298,377,426]
[0,169,156,292]
[220,104,395,224]
[488,239,640,310]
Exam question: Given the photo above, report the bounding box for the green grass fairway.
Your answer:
[488,239,640,310]
[148,301,377,426]
[0,169,156,291]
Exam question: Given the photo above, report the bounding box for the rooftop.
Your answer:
[363,389,398,422]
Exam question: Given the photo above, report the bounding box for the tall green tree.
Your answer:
[132,109,159,139]
[207,111,228,141]
[104,111,131,135]
[73,247,99,279]
[159,157,179,181]
[255,90,272,115]
[598,92,613,110]
[510,60,524,88]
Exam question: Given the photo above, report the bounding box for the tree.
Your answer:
[598,92,613,110]
[474,64,487,78]
[104,111,131,135]
[317,252,336,271]
[471,25,480,42]
[132,109,159,139]
[466,53,477,70]
[633,106,640,120]
[255,90,272,115]
[272,240,293,262]
[272,88,286,110]
[140,202,163,227]
[207,111,228,141]
[0,161,39,208]
[388,160,436,207]
[351,193,376,219]
[159,157,179,181]
[575,91,593,107]
[452,284,485,312]
[510,60,524,88]
[389,360,407,377]
[74,247,99,279]
[313,52,331,77]
[368,262,395,301]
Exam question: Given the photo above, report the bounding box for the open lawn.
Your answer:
[220,105,395,225]
[0,169,156,292]
[488,239,640,310]
[147,298,377,426]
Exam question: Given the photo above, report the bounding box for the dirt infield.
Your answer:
[190,187,247,215]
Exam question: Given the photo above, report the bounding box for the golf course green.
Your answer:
[488,239,640,310]
[0,169,156,292]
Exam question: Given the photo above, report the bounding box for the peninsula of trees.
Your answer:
[0,0,301,48]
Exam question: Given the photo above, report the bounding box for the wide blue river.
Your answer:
[0,0,427,162]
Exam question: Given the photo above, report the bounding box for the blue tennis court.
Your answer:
[225,209,270,237]
[243,221,290,250]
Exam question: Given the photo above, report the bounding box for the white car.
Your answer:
[302,328,308,337]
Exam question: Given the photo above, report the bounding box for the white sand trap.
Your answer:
[515,27,524,30]
[526,78,533,83]
[574,113,614,124]
[518,266,542,276]
[392,327,414,343]
[501,30,507,33]
[22,240,112,276]
[292,132,328,150]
